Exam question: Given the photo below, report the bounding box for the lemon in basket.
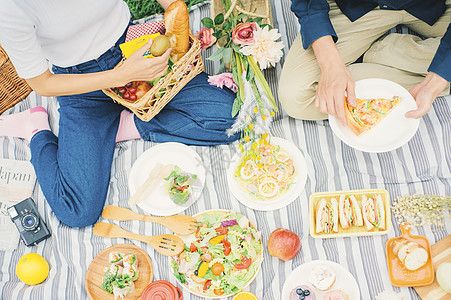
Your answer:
[233,291,258,300]
[16,253,49,285]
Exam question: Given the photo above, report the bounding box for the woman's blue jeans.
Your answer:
[30,27,238,227]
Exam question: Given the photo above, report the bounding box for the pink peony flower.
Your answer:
[208,73,238,93]
[195,27,217,50]
[232,22,257,45]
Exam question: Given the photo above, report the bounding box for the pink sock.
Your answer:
[116,110,141,143]
[0,106,50,141]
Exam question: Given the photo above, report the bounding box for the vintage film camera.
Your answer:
[8,198,51,247]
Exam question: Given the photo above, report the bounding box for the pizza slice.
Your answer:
[344,96,402,136]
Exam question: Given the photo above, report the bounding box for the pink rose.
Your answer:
[195,27,217,50]
[232,22,257,45]
[208,73,238,93]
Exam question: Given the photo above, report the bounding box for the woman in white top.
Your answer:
[0,0,238,227]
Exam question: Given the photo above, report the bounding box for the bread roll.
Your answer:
[392,238,428,271]
[164,0,190,62]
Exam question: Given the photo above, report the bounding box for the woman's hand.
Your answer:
[406,72,449,118]
[26,41,172,97]
[312,36,356,126]
[117,40,171,85]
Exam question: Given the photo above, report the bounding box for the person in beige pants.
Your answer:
[279,1,451,126]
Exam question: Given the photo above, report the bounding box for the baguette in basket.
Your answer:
[102,0,204,122]
[164,0,190,62]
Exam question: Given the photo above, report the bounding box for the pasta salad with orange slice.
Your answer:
[235,141,296,200]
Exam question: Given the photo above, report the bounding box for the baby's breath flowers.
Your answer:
[392,195,451,227]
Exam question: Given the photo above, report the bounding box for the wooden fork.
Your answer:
[102,205,198,236]
[93,222,185,256]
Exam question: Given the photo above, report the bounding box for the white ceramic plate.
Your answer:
[169,209,263,299]
[329,78,420,153]
[282,260,360,299]
[128,142,205,216]
[227,137,308,211]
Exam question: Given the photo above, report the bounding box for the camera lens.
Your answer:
[21,213,39,231]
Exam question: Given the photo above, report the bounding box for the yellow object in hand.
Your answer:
[119,33,160,59]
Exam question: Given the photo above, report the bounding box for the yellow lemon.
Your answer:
[16,253,49,285]
[233,291,258,300]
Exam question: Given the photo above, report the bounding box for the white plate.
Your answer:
[227,137,308,211]
[128,142,205,216]
[329,78,420,153]
[281,260,360,299]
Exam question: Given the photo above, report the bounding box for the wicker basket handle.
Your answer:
[224,0,269,20]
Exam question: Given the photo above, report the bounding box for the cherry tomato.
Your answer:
[211,262,225,276]
[129,94,137,101]
[123,92,130,99]
[126,82,133,88]
[203,280,212,291]
[215,226,228,235]
[221,240,231,256]
[189,243,197,253]
[118,87,126,94]
[234,256,252,269]
[177,185,189,191]
[213,288,225,296]
[128,86,137,94]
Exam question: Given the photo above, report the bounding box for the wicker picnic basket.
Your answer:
[0,45,32,114]
[102,35,204,122]
[211,0,273,29]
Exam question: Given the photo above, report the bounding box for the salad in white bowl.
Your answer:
[170,210,263,298]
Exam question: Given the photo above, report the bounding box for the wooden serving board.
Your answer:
[414,234,451,299]
[85,244,153,300]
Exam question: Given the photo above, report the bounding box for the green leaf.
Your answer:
[253,17,263,25]
[201,17,214,29]
[246,61,254,82]
[223,47,232,64]
[214,13,224,25]
[206,47,226,61]
[212,29,226,40]
[222,20,231,31]
[231,43,241,53]
[231,96,242,117]
[261,23,272,30]
[238,13,247,21]
[218,60,225,73]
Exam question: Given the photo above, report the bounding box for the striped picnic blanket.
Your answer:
[1,1,450,300]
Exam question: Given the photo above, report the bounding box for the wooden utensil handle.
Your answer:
[93,223,153,246]
[102,205,146,221]
[102,205,167,225]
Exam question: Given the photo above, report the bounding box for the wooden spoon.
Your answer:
[93,222,185,256]
[102,205,198,236]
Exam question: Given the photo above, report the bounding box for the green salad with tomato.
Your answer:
[170,210,263,297]
[164,165,197,205]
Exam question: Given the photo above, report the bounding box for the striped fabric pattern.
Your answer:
[1,1,450,300]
